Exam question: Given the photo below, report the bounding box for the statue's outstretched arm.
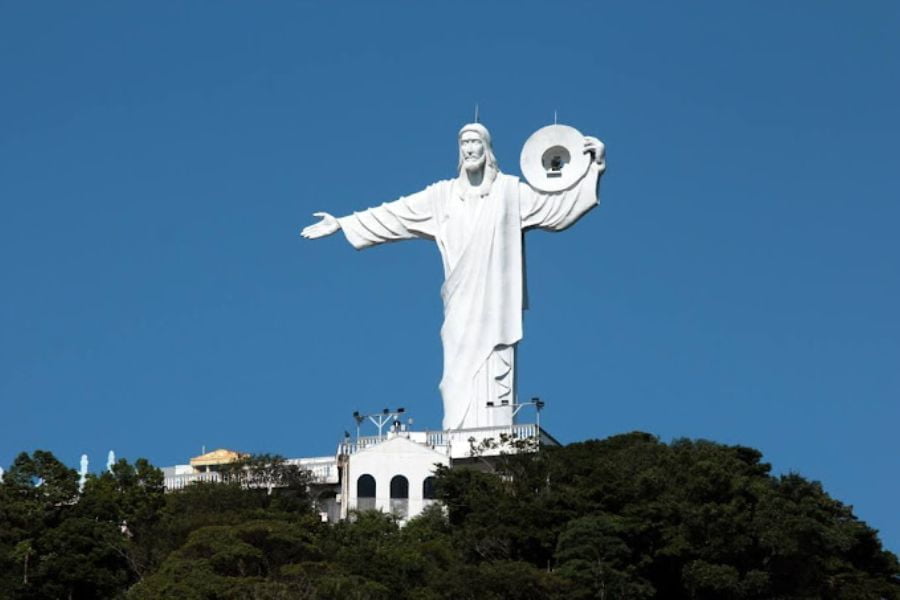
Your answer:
[308,186,437,250]
[300,212,340,239]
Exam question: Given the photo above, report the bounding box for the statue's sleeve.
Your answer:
[519,163,604,231]
[337,184,438,249]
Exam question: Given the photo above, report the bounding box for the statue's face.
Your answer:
[460,131,486,173]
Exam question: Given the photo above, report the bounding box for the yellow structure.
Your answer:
[189,448,248,473]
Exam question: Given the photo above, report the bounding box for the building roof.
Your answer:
[189,448,248,467]
[353,434,451,460]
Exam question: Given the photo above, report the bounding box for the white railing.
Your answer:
[164,456,339,491]
[439,424,540,458]
[339,424,544,459]
[338,432,452,457]
[164,471,222,491]
[337,435,385,456]
[284,456,339,484]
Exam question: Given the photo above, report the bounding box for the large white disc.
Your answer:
[519,124,590,192]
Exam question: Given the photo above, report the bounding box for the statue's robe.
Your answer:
[338,164,603,430]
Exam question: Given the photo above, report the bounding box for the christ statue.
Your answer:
[301,123,606,431]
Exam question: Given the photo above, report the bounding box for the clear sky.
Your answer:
[1,2,898,551]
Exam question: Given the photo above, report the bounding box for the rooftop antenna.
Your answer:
[474,103,480,123]
[554,109,558,125]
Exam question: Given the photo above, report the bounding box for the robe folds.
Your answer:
[338,164,602,430]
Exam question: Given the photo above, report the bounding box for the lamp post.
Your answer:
[352,411,364,442]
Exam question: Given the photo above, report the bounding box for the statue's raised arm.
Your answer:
[584,136,606,170]
[518,133,606,232]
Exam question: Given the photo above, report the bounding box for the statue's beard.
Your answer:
[463,154,486,173]
[456,154,497,201]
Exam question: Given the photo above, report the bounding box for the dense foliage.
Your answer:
[1,433,897,599]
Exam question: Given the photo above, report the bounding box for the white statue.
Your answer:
[107,450,115,473]
[79,454,89,492]
[302,123,605,430]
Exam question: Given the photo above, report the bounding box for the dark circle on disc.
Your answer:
[542,145,571,177]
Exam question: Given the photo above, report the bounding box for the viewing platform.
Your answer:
[338,423,559,459]
[162,423,557,493]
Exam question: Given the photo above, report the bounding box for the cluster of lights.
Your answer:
[350,408,408,440]
[352,407,405,424]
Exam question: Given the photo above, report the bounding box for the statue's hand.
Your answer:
[300,212,340,239]
[583,136,606,167]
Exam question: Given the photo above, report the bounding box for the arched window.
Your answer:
[390,475,409,499]
[357,474,376,497]
[390,475,409,518]
[422,476,437,500]
[357,474,376,511]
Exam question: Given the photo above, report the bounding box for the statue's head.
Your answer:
[457,123,499,175]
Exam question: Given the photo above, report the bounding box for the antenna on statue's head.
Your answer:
[474,103,480,123]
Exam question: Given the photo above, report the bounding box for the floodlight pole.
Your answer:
[352,408,406,441]
[488,397,544,446]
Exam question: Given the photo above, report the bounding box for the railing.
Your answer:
[338,424,544,459]
[284,456,339,484]
[164,456,339,491]
[337,435,386,456]
[439,423,540,458]
[164,471,222,491]
[430,423,539,446]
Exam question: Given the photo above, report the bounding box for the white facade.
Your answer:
[343,435,450,521]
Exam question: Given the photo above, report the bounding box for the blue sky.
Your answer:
[1,2,898,550]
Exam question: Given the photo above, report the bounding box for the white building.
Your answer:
[162,422,559,523]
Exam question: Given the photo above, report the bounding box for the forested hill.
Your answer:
[1,432,897,599]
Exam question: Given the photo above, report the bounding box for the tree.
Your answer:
[127,517,323,599]
[0,451,138,599]
[3,436,897,599]
[555,514,655,599]
[77,458,167,580]
[432,433,900,599]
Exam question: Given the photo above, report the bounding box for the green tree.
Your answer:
[432,433,900,599]
[77,457,167,579]
[128,517,323,599]
[0,450,136,599]
[555,514,655,599]
[3,436,897,599]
